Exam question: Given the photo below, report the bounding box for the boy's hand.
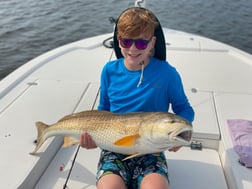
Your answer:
[80,132,97,149]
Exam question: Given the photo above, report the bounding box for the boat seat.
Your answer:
[215,92,252,189]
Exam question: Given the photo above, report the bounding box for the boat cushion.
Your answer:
[227,119,252,168]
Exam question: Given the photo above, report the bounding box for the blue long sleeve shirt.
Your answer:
[98,57,194,123]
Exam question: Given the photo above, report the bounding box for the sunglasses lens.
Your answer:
[119,38,150,50]
[135,39,148,50]
[120,38,133,48]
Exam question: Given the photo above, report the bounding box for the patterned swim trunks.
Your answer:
[96,150,169,189]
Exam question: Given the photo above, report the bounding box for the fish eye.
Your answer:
[170,119,176,123]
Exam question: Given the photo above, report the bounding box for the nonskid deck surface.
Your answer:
[35,147,227,189]
[0,30,252,188]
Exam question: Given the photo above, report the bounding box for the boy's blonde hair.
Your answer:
[117,7,159,38]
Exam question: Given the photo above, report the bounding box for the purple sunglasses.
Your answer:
[119,37,152,50]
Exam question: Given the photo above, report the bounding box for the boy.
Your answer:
[81,7,194,189]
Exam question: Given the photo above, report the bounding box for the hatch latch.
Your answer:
[190,141,203,150]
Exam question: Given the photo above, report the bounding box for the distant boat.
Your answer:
[0,0,252,188]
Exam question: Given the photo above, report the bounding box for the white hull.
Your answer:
[0,27,252,188]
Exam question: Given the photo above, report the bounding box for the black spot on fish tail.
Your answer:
[30,122,49,155]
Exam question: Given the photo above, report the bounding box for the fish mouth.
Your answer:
[174,129,192,144]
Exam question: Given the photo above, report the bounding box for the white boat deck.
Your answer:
[0,29,252,189]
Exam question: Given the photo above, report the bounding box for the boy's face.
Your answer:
[118,34,156,70]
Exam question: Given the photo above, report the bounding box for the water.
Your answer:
[0,0,252,79]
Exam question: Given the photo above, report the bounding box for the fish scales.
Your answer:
[30,110,193,159]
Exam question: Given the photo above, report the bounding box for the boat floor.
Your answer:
[0,29,252,188]
[35,147,228,189]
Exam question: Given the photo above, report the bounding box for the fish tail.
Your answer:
[30,121,49,155]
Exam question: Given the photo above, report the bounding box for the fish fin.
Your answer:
[122,152,143,161]
[63,136,79,147]
[114,134,140,147]
[30,122,49,155]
